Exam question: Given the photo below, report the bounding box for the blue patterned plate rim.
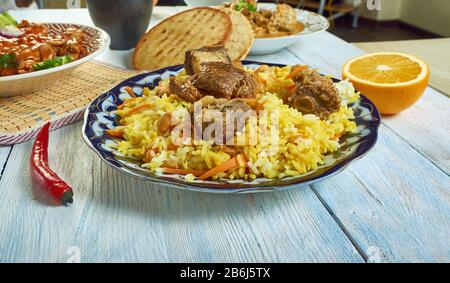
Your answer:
[82,61,381,194]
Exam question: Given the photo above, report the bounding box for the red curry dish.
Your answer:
[0,20,89,77]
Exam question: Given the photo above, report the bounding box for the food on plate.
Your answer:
[184,45,231,75]
[133,7,233,71]
[225,1,305,38]
[342,52,429,114]
[112,48,359,181]
[172,61,258,101]
[288,65,341,119]
[30,123,74,205]
[0,13,89,77]
[220,7,254,60]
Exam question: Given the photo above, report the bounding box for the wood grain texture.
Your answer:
[287,32,450,174]
[0,146,12,179]
[0,122,363,263]
[313,125,450,262]
[354,39,450,98]
[382,87,450,175]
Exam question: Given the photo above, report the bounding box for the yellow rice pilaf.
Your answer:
[112,66,360,181]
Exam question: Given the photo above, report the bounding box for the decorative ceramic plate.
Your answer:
[250,3,330,55]
[82,61,380,194]
[0,23,110,96]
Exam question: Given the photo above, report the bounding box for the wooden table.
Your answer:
[355,39,450,98]
[1,7,449,263]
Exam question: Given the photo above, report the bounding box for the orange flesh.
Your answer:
[348,55,423,84]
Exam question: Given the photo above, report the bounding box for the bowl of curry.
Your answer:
[231,3,330,55]
[0,20,109,96]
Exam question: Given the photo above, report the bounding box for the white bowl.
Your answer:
[0,23,110,97]
[183,0,226,7]
[249,3,330,55]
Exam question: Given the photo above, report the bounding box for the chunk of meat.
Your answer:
[270,4,298,32]
[38,44,57,61]
[288,66,341,119]
[169,76,204,103]
[192,96,256,143]
[184,45,232,76]
[191,62,258,99]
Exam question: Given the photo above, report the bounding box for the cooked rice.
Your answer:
[113,66,359,180]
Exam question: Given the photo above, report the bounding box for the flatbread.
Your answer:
[220,7,254,60]
[133,7,233,71]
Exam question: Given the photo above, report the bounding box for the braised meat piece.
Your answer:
[270,4,299,32]
[191,62,258,99]
[192,96,256,143]
[169,77,204,103]
[288,66,341,119]
[184,45,232,76]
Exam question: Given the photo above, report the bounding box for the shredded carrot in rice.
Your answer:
[285,65,308,79]
[123,103,153,118]
[125,87,137,98]
[112,65,360,181]
[199,154,246,180]
[106,128,124,138]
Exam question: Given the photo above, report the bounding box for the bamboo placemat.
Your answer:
[0,61,139,145]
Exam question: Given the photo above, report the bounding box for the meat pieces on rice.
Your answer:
[170,62,258,102]
[288,66,341,119]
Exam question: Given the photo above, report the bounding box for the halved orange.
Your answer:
[342,52,430,114]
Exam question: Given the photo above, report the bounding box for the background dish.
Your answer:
[249,3,330,55]
[82,61,380,194]
[183,0,226,7]
[0,23,110,97]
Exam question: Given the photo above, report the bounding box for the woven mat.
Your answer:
[0,61,139,145]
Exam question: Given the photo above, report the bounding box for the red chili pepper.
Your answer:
[30,122,73,205]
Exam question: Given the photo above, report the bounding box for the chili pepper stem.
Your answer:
[61,191,74,205]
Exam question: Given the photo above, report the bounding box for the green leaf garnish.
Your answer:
[0,53,17,69]
[33,55,72,71]
[235,0,257,12]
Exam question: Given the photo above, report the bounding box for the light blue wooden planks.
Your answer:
[70,163,365,262]
[0,146,12,180]
[312,126,450,262]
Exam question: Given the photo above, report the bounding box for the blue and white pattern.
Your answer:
[82,61,381,193]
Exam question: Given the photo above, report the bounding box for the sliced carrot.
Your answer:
[123,103,153,118]
[199,154,246,180]
[143,150,155,163]
[287,84,297,93]
[285,65,308,79]
[117,97,138,110]
[106,128,124,138]
[167,143,179,151]
[125,87,137,98]
[161,168,207,177]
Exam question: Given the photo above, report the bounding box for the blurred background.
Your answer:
[11,0,449,42]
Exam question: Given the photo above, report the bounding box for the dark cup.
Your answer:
[87,0,153,50]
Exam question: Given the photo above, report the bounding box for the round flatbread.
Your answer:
[220,7,254,61]
[133,7,232,71]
